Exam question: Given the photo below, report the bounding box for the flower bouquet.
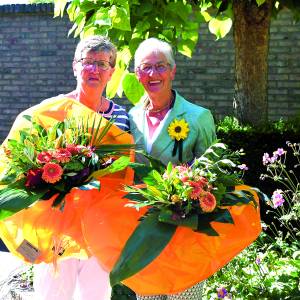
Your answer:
[101,142,267,293]
[0,115,132,219]
[0,97,134,263]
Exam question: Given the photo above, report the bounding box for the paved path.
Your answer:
[0,253,25,282]
[0,252,33,300]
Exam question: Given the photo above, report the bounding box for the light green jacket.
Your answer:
[129,91,216,165]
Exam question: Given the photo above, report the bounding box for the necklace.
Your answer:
[147,102,170,113]
[146,93,174,113]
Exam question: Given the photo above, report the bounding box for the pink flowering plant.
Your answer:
[260,141,300,243]
[0,115,132,220]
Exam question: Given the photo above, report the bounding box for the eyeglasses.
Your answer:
[137,62,170,75]
[78,58,112,71]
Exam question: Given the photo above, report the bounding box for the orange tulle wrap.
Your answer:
[0,97,134,264]
[81,184,261,295]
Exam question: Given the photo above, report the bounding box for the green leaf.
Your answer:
[53,0,68,18]
[135,151,165,172]
[110,211,177,287]
[89,156,131,179]
[123,191,147,202]
[128,162,155,180]
[208,16,233,40]
[177,39,195,58]
[159,210,198,230]
[196,208,233,235]
[107,65,128,99]
[122,73,145,105]
[256,0,266,7]
[0,180,47,220]
[109,5,131,31]
[221,190,254,206]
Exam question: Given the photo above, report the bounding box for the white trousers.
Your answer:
[33,256,111,300]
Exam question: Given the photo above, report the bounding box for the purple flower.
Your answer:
[262,153,270,165]
[271,189,285,208]
[238,164,248,171]
[217,287,228,299]
[69,167,90,184]
[25,168,44,189]
[273,148,285,157]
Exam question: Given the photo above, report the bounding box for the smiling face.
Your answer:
[136,51,176,100]
[73,49,115,95]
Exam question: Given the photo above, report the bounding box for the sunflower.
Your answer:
[168,119,189,141]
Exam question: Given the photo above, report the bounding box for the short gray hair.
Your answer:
[134,38,175,69]
[74,35,117,67]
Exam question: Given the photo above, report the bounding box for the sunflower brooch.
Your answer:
[167,119,189,162]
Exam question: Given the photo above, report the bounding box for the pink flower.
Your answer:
[42,162,63,184]
[238,164,248,171]
[273,148,285,157]
[52,148,72,163]
[200,192,216,212]
[175,165,192,182]
[66,144,81,155]
[37,151,53,164]
[262,153,270,165]
[271,189,285,208]
[189,181,204,200]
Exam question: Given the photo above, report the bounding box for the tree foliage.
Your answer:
[53,0,300,120]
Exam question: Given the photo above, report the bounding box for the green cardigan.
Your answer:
[129,90,216,165]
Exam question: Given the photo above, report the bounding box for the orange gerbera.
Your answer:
[200,192,216,212]
[42,162,63,184]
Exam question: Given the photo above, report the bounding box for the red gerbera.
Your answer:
[53,148,72,163]
[200,192,216,213]
[189,181,204,200]
[37,151,53,164]
[42,162,63,184]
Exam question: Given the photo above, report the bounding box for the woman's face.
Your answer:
[73,50,115,93]
[136,51,176,98]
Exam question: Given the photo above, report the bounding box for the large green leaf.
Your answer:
[196,208,233,235]
[208,16,232,40]
[110,211,177,287]
[0,181,47,220]
[88,156,131,179]
[159,210,199,230]
[221,190,254,206]
[122,73,145,105]
[109,5,131,31]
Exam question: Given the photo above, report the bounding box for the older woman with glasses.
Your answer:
[32,35,130,300]
[128,37,216,300]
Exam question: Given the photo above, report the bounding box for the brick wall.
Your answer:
[0,4,299,142]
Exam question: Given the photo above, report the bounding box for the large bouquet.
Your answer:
[58,140,264,294]
[103,142,266,292]
[0,97,134,263]
[0,115,132,219]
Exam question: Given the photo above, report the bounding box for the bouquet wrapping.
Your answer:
[80,144,264,295]
[0,97,134,264]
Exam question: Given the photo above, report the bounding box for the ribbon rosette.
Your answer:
[168,118,189,162]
